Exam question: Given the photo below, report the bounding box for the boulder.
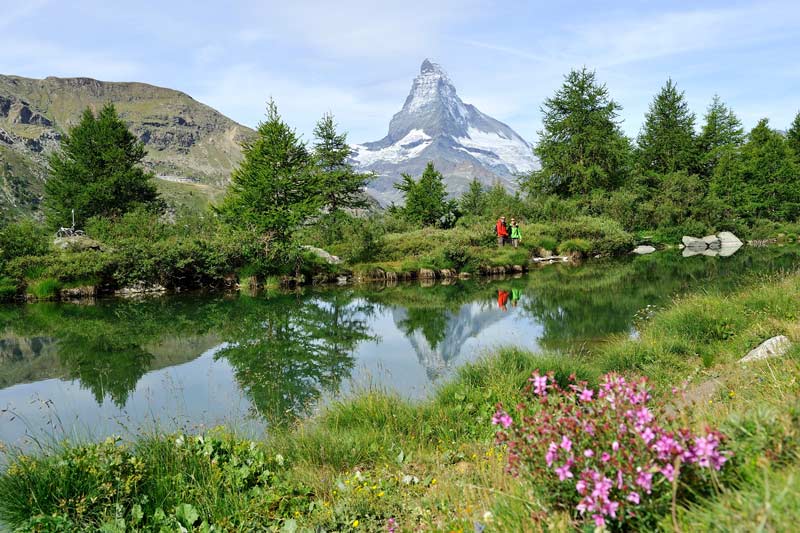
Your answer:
[682,247,701,258]
[300,245,341,265]
[632,245,656,255]
[739,335,791,363]
[59,285,97,299]
[682,236,707,250]
[718,241,743,257]
[717,231,743,247]
[115,283,167,296]
[418,268,437,279]
[703,235,722,250]
[53,235,104,252]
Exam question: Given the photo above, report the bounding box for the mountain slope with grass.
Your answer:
[0,74,254,220]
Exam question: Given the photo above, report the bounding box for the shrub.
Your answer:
[28,278,62,299]
[0,276,18,301]
[495,372,730,530]
[554,216,634,255]
[0,220,50,267]
[558,238,591,255]
[531,236,558,252]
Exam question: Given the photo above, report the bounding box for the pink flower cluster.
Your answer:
[493,371,730,528]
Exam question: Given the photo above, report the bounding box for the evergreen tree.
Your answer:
[697,95,744,177]
[459,178,487,215]
[528,68,631,197]
[312,112,373,212]
[394,162,453,226]
[710,119,800,221]
[218,100,318,255]
[787,111,800,161]
[44,104,160,227]
[637,79,697,174]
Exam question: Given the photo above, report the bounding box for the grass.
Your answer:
[1,272,799,530]
[26,278,62,300]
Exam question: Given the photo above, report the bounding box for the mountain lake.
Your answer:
[1,246,799,449]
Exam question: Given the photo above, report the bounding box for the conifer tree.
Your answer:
[45,104,160,227]
[697,95,744,177]
[637,79,697,174]
[787,111,800,161]
[312,113,372,212]
[395,162,453,226]
[529,68,631,197]
[710,119,800,220]
[219,99,318,254]
[459,178,487,215]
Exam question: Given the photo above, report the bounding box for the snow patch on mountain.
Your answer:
[352,129,431,166]
[455,127,537,174]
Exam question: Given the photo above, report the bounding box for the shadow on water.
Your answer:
[0,245,799,444]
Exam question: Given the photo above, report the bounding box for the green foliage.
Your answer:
[0,219,49,267]
[710,118,800,221]
[394,162,457,227]
[312,113,373,213]
[44,104,161,228]
[697,95,744,177]
[528,67,631,196]
[0,276,18,300]
[553,216,634,255]
[637,78,697,174]
[787,110,800,161]
[28,277,62,299]
[557,238,590,255]
[458,178,487,215]
[218,100,319,264]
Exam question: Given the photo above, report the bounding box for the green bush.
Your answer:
[28,278,62,299]
[531,235,558,252]
[553,216,634,255]
[557,238,591,255]
[0,220,50,268]
[0,276,18,301]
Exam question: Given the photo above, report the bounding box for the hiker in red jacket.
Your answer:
[495,216,509,246]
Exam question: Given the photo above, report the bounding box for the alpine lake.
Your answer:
[2,246,799,449]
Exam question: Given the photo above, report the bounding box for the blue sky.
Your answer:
[2,0,799,143]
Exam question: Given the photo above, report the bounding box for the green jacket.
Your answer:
[510,225,521,239]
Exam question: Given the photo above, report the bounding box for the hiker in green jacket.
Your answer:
[510,218,522,248]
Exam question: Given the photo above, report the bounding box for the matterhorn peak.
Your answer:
[352,59,538,204]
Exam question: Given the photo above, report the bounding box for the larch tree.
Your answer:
[45,104,160,228]
[528,68,631,197]
[637,79,697,174]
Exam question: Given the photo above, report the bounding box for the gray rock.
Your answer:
[703,235,722,249]
[682,236,707,250]
[682,247,701,258]
[717,231,743,247]
[53,235,104,252]
[739,335,791,363]
[301,245,341,265]
[632,245,656,255]
[115,283,166,296]
[718,241,743,257]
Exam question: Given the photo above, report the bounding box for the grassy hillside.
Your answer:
[0,74,254,220]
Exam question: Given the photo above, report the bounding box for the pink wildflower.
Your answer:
[491,410,513,429]
[627,492,640,504]
[560,435,572,452]
[579,388,594,402]
[611,440,619,452]
[593,514,605,528]
[546,442,558,467]
[661,463,676,482]
[531,373,548,396]
[635,468,653,493]
[601,452,611,463]
[640,426,656,443]
[555,463,573,481]
[584,449,594,458]
[576,479,588,495]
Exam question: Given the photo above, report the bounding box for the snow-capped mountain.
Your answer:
[353,59,538,204]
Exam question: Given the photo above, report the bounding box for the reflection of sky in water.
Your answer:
[0,293,539,446]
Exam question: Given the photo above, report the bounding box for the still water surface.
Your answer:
[1,247,798,446]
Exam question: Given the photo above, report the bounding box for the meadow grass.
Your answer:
[1,272,799,530]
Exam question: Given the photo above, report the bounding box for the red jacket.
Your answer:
[496,219,508,237]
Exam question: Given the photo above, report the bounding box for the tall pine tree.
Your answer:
[529,68,631,197]
[45,104,160,228]
[787,111,800,162]
[219,99,318,255]
[697,95,744,177]
[459,178,487,215]
[637,79,697,174]
[710,119,800,221]
[395,162,452,226]
[312,113,373,212]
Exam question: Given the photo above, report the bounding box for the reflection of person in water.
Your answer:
[511,288,521,308]
[497,289,509,311]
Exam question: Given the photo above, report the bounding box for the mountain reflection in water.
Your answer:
[1,246,799,445]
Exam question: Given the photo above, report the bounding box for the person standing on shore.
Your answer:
[495,216,509,246]
[510,218,521,248]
